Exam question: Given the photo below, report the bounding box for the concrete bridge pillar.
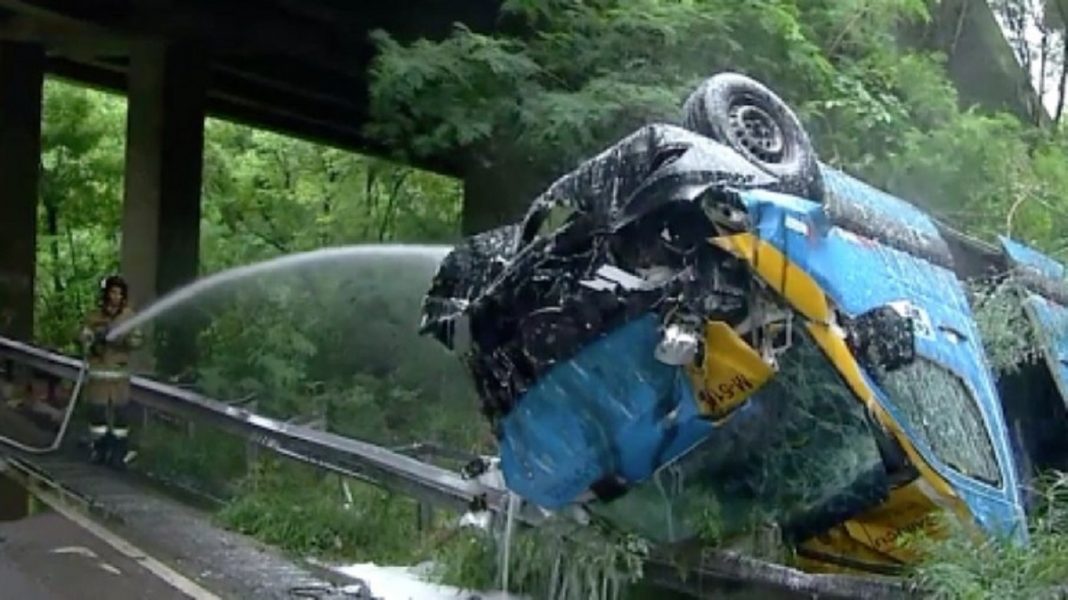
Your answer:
[120,41,206,376]
[0,42,44,341]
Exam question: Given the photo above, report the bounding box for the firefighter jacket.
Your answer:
[79,307,143,404]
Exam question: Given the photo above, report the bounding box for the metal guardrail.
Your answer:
[0,336,508,517]
[0,335,913,599]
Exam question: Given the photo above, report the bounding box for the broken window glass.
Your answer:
[874,359,1001,487]
[588,327,887,546]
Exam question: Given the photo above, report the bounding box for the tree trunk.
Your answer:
[378,171,409,241]
[363,164,379,239]
[1038,29,1050,126]
[1057,35,1068,126]
[44,201,63,295]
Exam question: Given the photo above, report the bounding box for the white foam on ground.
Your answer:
[334,562,527,600]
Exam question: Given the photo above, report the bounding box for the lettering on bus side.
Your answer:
[698,373,755,416]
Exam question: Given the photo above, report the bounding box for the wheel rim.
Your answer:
[727,102,786,164]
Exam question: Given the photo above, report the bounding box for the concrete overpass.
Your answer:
[0,0,1043,347]
[0,0,504,346]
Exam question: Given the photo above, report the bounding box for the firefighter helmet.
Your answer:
[99,274,129,308]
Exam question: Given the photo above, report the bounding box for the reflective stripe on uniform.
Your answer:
[89,425,108,438]
[112,428,129,439]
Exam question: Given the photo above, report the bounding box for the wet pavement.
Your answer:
[0,450,368,600]
[0,510,193,600]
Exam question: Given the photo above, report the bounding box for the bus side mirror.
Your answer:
[846,305,917,373]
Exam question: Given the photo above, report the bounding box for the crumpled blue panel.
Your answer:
[820,166,942,238]
[1024,294,1068,398]
[1000,235,1066,281]
[498,314,712,509]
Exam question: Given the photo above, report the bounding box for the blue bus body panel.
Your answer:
[1023,294,1068,403]
[1000,235,1066,280]
[498,314,713,509]
[999,236,1068,411]
[735,188,1027,539]
[821,166,943,238]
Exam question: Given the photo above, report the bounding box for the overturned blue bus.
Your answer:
[420,72,1068,573]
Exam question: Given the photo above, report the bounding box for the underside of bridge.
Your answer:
[0,0,1042,350]
[0,0,503,350]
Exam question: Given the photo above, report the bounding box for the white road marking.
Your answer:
[99,562,123,576]
[51,546,99,559]
[30,485,222,600]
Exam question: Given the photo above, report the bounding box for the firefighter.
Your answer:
[79,274,144,468]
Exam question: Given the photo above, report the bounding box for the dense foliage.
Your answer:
[904,473,1068,600]
[367,0,1068,249]
[25,0,1068,598]
[32,78,491,587]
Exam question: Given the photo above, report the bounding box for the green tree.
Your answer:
[192,120,483,451]
[200,119,462,272]
[35,80,126,349]
[364,0,1068,253]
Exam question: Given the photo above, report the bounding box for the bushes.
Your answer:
[429,515,651,600]
[217,457,424,563]
[136,421,249,500]
[906,472,1068,600]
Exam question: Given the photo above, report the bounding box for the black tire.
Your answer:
[682,72,825,203]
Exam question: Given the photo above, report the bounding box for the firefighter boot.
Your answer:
[108,435,130,471]
[89,429,111,465]
[109,404,136,470]
[88,404,110,465]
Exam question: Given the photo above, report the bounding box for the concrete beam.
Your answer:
[120,40,205,375]
[0,42,44,341]
[0,1,498,178]
[0,0,372,74]
[0,13,126,59]
[44,54,463,177]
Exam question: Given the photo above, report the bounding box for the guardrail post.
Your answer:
[416,501,435,533]
[245,399,259,477]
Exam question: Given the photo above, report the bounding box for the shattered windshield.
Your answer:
[590,326,886,545]
[873,358,1001,487]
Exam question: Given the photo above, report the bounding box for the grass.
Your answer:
[135,421,432,564]
[216,457,428,564]
[204,450,656,599]
[904,471,1068,600]
[138,421,658,600]
[135,421,656,600]
[428,515,652,600]
[135,417,249,500]
[140,425,1068,600]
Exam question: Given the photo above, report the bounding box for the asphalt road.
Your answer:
[0,510,196,600]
